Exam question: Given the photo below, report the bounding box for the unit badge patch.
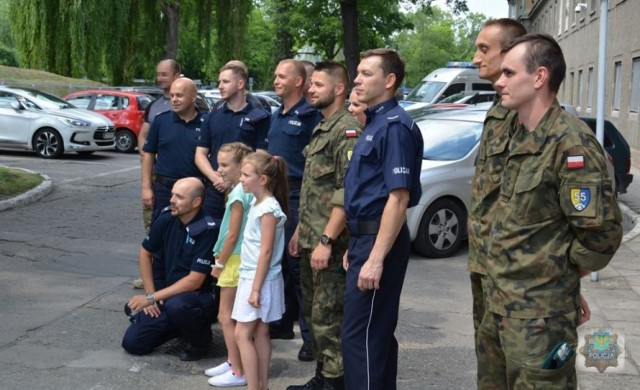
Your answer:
[570,188,591,211]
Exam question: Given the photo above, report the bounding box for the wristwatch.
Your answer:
[146,293,155,305]
[319,234,334,246]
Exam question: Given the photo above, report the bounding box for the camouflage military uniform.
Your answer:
[468,97,517,334]
[298,108,361,379]
[478,101,623,389]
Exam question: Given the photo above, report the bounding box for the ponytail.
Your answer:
[243,151,290,217]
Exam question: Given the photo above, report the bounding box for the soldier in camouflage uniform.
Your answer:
[478,33,623,389]
[468,17,526,348]
[287,61,362,390]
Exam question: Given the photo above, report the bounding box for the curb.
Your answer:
[0,168,53,212]
[619,201,640,243]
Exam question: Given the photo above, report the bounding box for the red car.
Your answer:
[64,90,152,153]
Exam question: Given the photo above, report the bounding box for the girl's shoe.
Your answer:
[204,361,231,377]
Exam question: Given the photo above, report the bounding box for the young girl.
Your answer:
[204,142,254,387]
[232,151,289,390]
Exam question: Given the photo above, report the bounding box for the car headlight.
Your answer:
[58,117,92,127]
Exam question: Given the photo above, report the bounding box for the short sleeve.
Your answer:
[257,197,287,225]
[143,119,160,153]
[382,121,417,191]
[198,112,214,148]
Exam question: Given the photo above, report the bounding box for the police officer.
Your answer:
[141,78,206,224]
[287,61,362,390]
[133,59,182,289]
[478,34,622,389]
[195,60,270,220]
[267,59,322,355]
[342,49,423,390]
[122,177,217,361]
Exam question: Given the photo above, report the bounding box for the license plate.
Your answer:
[102,132,115,140]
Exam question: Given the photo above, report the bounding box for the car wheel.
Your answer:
[33,128,64,158]
[413,198,466,258]
[114,129,137,153]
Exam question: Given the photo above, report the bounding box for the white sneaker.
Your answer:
[204,361,231,377]
[208,370,247,387]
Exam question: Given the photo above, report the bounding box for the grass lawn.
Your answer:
[0,167,44,201]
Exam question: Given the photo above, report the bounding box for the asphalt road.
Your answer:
[0,150,477,389]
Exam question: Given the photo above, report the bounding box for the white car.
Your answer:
[0,86,115,158]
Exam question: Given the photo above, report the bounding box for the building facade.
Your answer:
[508,0,640,149]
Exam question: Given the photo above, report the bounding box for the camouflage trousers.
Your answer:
[470,272,486,345]
[300,248,346,379]
[477,309,579,389]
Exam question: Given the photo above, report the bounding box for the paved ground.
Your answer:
[0,148,639,389]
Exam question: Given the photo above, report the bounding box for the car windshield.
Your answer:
[404,81,446,103]
[438,92,467,104]
[420,119,483,160]
[20,88,76,109]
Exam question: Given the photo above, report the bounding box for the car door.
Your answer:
[93,93,124,125]
[0,91,35,147]
[65,94,94,110]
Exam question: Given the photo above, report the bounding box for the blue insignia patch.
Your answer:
[570,188,590,211]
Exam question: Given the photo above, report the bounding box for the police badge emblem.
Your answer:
[570,188,590,211]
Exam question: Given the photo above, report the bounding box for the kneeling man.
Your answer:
[122,177,217,361]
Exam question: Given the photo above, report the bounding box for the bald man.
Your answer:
[141,77,208,224]
[123,177,218,361]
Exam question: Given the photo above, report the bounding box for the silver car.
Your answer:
[406,105,486,258]
[0,86,115,158]
[406,103,615,258]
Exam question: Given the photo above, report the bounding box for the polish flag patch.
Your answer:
[567,155,585,169]
[345,129,358,138]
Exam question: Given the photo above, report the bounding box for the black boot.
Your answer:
[322,376,344,390]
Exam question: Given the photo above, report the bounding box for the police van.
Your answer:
[403,62,493,107]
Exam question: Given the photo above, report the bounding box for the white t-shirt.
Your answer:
[240,196,287,280]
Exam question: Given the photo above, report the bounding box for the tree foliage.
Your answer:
[6,0,473,89]
[396,8,486,87]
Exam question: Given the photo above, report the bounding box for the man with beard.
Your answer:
[287,61,361,390]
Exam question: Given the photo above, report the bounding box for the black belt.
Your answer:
[155,174,178,188]
[347,218,381,236]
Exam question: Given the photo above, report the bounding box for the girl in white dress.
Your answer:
[204,142,253,387]
[232,151,289,390]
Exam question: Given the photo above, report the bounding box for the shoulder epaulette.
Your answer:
[186,215,217,235]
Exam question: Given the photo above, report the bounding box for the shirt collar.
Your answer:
[364,98,398,124]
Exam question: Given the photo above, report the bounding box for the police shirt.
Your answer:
[143,110,205,179]
[344,98,423,220]
[142,209,216,292]
[267,97,322,180]
[198,99,271,170]
[485,100,622,319]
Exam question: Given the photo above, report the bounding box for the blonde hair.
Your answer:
[219,142,253,165]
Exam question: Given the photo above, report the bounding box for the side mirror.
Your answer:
[10,101,24,110]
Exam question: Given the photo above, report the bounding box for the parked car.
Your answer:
[64,90,152,153]
[579,117,633,194]
[405,105,485,258]
[0,86,115,158]
[404,62,494,105]
[437,90,496,105]
[405,103,617,258]
[115,86,212,112]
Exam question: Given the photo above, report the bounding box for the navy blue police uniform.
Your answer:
[198,99,270,219]
[342,98,423,390]
[143,110,206,223]
[121,208,218,355]
[267,97,322,340]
